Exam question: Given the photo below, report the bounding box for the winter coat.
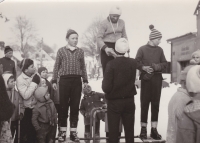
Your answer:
[7,89,25,121]
[16,72,37,109]
[0,75,14,122]
[184,100,200,143]
[0,57,16,79]
[80,91,106,125]
[166,88,194,143]
[32,99,57,131]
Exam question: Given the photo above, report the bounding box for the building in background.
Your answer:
[167,0,200,82]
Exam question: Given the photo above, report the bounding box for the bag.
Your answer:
[0,121,13,143]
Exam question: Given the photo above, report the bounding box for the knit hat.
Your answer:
[66,29,78,39]
[149,25,162,40]
[82,84,92,95]
[109,6,122,15]
[4,46,13,54]
[178,65,194,83]
[186,65,200,93]
[38,67,47,75]
[19,59,34,72]
[34,86,48,103]
[2,73,13,89]
[115,38,129,54]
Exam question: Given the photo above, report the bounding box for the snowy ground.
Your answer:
[66,74,180,142]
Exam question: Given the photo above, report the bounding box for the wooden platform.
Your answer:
[55,137,166,143]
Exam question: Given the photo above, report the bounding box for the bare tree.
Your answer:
[81,15,104,60]
[11,16,38,58]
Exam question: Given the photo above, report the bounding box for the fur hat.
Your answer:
[109,6,122,15]
[2,73,13,89]
[38,67,47,75]
[19,59,34,72]
[149,25,162,40]
[115,38,129,54]
[186,65,200,93]
[66,29,78,39]
[4,46,13,54]
[34,86,48,103]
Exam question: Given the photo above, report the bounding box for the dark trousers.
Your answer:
[85,121,100,134]
[20,108,36,143]
[107,98,135,143]
[101,42,115,75]
[36,122,57,143]
[140,74,162,123]
[59,77,82,127]
[11,120,18,143]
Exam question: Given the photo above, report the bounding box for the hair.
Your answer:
[19,59,34,72]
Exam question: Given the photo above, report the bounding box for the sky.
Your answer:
[0,0,199,61]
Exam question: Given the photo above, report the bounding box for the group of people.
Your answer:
[0,4,199,143]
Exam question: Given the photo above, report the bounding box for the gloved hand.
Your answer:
[32,74,40,85]
[151,63,162,72]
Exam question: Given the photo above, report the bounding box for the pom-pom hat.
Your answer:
[149,25,162,40]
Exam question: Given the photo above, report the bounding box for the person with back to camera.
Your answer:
[52,29,88,142]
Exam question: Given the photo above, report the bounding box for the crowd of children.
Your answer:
[1,5,200,143]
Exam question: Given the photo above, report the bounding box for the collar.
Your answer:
[21,72,32,79]
[65,45,78,50]
[4,57,11,60]
[177,87,189,96]
[37,99,53,107]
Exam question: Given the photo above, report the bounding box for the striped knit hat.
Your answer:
[149,25,162,40]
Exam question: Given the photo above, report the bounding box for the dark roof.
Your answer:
[167,32,197,43]
[194,0,200,15]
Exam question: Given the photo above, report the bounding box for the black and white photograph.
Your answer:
[0,0,200,143]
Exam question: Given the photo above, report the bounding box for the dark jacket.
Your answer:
[80,91,105,125]
[0,75,14,121]
[102,57,137,100]
[0,57,16,79]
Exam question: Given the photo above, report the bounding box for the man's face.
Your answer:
[109,14,120,23]
[41,70,48,79]
[5,51,13,59]
[152,38,161,46]
[25,64,36,76]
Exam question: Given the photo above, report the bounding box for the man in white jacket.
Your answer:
[16,58,40,143]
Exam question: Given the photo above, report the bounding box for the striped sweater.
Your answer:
[52,46,88,83]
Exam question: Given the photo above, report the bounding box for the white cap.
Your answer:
[115,38,129,54]
[109,6,122,15]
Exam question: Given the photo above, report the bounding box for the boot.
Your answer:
[58,127,66,142]
[140,127,147,139]
[150,127,162,140]
[70,131,80,142]
[84,132,90,143]
[94,133,100,143]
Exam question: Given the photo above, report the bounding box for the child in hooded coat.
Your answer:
[80,84,106,143]
[189,50,200,65]
[2,73,24,143]
[32,82,57,143]
[184,65,200,143]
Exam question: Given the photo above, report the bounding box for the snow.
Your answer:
[73,74,180,141]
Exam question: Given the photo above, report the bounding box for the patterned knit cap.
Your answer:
[149,25,162,40]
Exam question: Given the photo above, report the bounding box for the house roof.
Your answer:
[194,0,200,15]
[167,32,197,43]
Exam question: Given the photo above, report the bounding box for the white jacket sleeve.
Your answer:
[17,79,37,100]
